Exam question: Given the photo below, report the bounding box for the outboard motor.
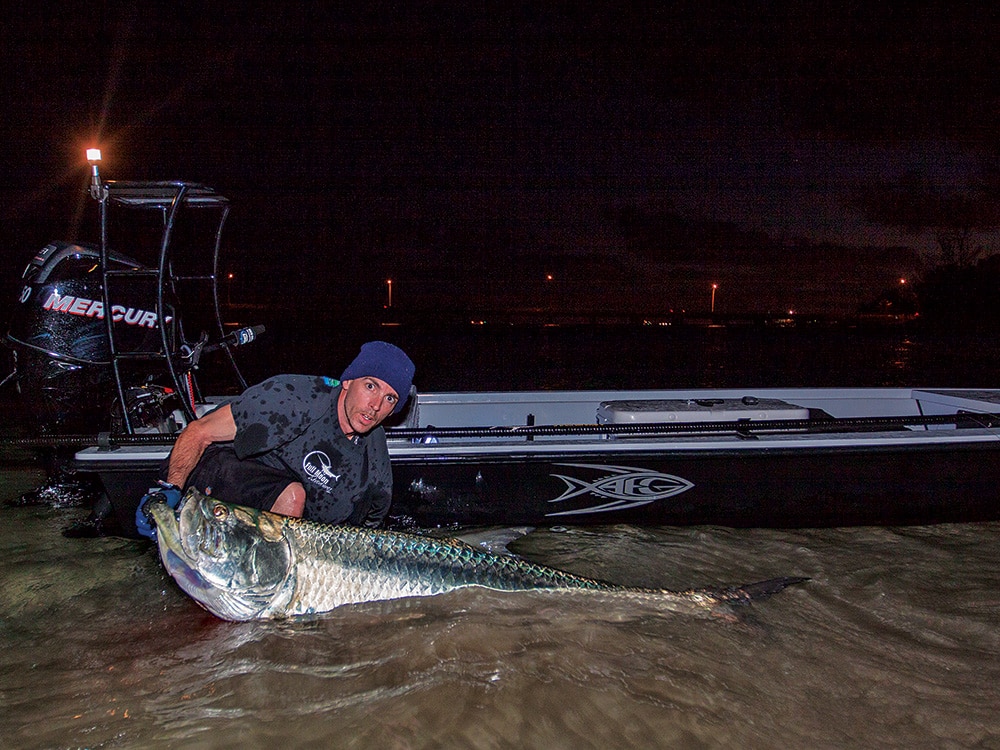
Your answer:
[3,150,261,538]
[5,240,177,433]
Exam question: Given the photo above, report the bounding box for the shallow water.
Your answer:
[3,463,999,749]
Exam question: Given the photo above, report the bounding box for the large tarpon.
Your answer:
[148,489,806,622]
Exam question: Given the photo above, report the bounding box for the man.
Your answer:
[136,341,414,536]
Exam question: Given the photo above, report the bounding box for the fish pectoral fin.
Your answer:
[453,526,535,556]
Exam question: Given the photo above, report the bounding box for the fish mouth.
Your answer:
[147,494,218,596]
[147,496,183,554]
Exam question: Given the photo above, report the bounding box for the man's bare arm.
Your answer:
[165,404,237,488]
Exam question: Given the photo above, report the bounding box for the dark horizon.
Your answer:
[3,4,998,326]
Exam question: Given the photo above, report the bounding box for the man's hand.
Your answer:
[135,481,183,540]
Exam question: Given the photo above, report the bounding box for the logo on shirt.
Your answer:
[303,450,341,489]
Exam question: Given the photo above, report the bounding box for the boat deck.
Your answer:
[72,387,1000,467]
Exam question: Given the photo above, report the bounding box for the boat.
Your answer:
[69,386,1000,530]
[7,153,1000,534]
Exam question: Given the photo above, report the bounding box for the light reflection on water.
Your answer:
[887,336,918,375]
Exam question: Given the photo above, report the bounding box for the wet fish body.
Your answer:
[149,489,805,621]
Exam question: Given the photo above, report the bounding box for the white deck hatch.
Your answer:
[597,397,810,424]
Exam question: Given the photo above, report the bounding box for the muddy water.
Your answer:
[2,464,998,749]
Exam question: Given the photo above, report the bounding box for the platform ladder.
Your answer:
[92,177,250,434]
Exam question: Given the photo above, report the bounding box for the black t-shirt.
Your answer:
[227,374,393,526]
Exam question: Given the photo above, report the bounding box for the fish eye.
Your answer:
[212,504,229,520]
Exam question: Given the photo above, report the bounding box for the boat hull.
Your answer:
[392,441,1000,527]
[75,435,1000,533]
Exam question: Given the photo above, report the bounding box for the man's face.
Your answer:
[338,376,399,436]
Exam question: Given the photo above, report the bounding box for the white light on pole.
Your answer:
[86,148,103,200]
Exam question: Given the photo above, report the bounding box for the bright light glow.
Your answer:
[86,148,102,162]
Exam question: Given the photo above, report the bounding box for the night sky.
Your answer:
[3,3,999,319]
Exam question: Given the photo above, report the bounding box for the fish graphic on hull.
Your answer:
[547,463,695,516]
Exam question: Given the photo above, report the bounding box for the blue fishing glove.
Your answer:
[135,481,183,540]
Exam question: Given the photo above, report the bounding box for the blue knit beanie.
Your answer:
[340,341,415,413]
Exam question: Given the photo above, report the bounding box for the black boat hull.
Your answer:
[390,443,1000,528]
[77,438,1000,535]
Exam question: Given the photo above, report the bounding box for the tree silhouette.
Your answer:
[852,168,1000,267]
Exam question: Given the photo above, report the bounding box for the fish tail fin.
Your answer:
[718,576,810,606]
